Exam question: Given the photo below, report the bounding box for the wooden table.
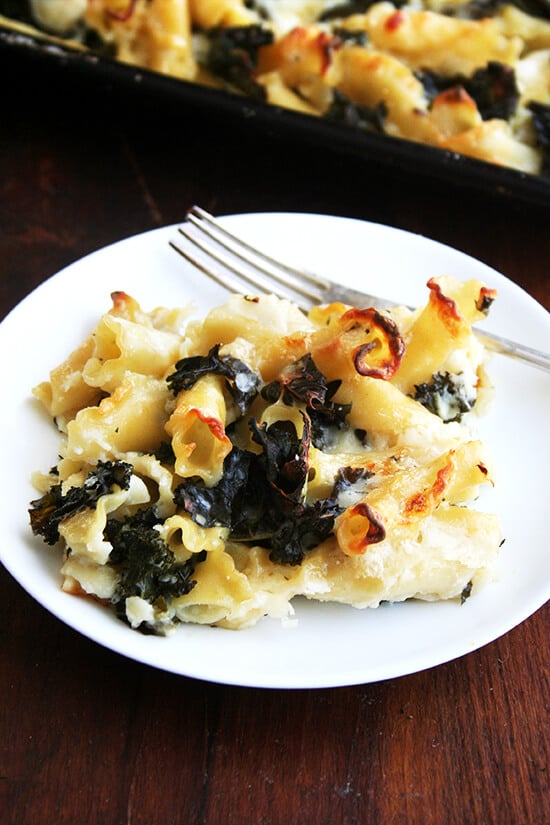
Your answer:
[1,50,548,825]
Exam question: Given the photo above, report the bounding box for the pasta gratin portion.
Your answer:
[29,277,501,633]
[6,0,550,176]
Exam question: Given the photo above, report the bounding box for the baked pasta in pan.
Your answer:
[29,277,502,633]
[3,0,550,175]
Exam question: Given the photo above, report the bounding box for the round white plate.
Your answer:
[1,213,548,689]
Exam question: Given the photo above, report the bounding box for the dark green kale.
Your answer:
[261,354,352,449]
[528,101,550,176]
[105,507,204,629]
[249,416,311,501]
[324,89,387,134]
[261,353,329,408]
[417,62,519,121]
[465,62,519,119]
[153,441,176,465]
[510,0,550,16]
[460,579,474,604]
[333,466,373,501]
[309,381,353,450]
[166,343,260,416]
[29,460,133,545]
[265,498,342,565]
[333,27,369,47]
[175,446,255,528]
[175,417,342,565]
[476,290,496,314]
[82,28,117,58]
[205,24,274,99]
[413,372,476,423]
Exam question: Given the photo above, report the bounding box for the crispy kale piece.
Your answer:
[332,27,369,47]
[413,372,476,423]
[175,417,341,565]
[263,498,341,565]
[308,381,353,449]
[153,440,176,465]
[249,416,311,502]
[166,344,260,416]
[205,24,274,99]
[105,507,204,628]
[332,466,374,507]
[417,61,519,120]
[528,101,550,176]
[82,28,117,58]
[29,460,133,545]
[261,354,352,449]
[466,62,519,119]
[175,446,254,528]
[476,290,496,314]
[461,579,474,604]
[324,89,388,134]
[262,353,332,408]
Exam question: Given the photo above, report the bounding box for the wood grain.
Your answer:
[0,52,548,825]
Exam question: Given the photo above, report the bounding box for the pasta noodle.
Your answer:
[29,276,502,633]
[9,0,550,176]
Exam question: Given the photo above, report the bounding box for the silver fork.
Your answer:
[170,205,550,373]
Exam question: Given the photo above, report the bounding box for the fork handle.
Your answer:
[475,330,550,373]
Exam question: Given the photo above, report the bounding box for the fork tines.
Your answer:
[170,205,328,309]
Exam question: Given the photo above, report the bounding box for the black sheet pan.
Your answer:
[2,20,550,209]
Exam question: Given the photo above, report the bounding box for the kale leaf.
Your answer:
[333,466,373,502]
[332,27,369,47]
[261,354,352,449]
[153,441,176,465]
[413,372,476,422]
[105,507,204,628]
[460,579,473,604]
[309,381,353,450]
[174,446,254,528]
[262,353,330,408]
[175,417,342,565]
[205,24,274,99]
[250,416,311,501]
[29,460,133,545]
[324,89,388,134]
[266,497,342,565]
[417,62,519,121]
[166,344,260,416]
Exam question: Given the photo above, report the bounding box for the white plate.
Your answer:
[1,213,549,689]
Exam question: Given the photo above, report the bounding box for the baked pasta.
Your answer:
[29,277,501,633]
[3,0,550,175]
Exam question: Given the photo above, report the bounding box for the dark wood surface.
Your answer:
[1,51,548,825]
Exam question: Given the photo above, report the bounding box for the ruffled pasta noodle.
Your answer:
[29,278,502,633]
